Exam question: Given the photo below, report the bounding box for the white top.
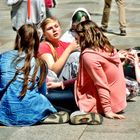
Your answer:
[60,7,91,43]
[60,30,75,43]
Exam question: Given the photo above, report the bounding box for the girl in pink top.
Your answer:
[38,17,79,81]
[73,20,127,119]
[38,17,80,113]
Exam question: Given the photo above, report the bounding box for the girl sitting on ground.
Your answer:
[0,24,69,126]
[38,17,80,81]
[70,20,127,124]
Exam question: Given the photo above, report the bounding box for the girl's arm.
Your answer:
[41,41,79,75]
[83,54,125,119]
[47,78,76,90]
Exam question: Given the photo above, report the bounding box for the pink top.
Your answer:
[38,40,69,58]
[75,48,127,114]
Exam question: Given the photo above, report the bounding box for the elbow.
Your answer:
[50,66,60,75]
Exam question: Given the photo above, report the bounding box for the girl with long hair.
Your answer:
[70,20,127,124]
[0,24,69,126]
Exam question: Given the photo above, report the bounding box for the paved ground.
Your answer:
[0,0,140,140]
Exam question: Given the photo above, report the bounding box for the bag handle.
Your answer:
[27,0,30,20]
[46,41,58,62]
[26,0,32,24]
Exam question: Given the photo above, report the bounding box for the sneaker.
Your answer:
[120,30,126,36]
[70,111,103,125]
[100,26,107,32]
[42,111,69,124]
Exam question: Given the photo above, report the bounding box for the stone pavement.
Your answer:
[0,0,140,140]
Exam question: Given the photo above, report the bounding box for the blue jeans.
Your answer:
[47,88,78,113]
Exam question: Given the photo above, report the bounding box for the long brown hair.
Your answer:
[74,20,114,53]
[13,24,47,97]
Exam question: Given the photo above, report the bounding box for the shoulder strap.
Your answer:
[46,41,58,62]
[27,0,30,20]
[26,0,33,24]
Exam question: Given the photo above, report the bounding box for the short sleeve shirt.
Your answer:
[38,40,70,58]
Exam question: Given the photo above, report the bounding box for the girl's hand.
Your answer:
[47,81,64,89]
[126,50,139,65]
[126,52,135,62]
[118,50,128,59]
[67,40,80,53]
[105,112,125,119]
[118,50,128,65]
[133,52,139,65]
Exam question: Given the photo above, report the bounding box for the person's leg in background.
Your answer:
[46,6,52,18]
[116,0,126,36]
[101,0,112,31]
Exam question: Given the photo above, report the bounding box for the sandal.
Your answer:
[70,111,103,125]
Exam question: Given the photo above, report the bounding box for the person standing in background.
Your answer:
[7,0,46,31]
[101,0,126,36]
[44,0,57,17]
